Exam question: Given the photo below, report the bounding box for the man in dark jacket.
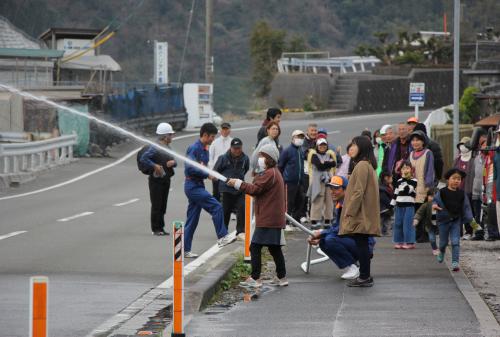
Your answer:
[214,138,250,240]
[140,122,177,236]
[413,123,444,182]
[279,130,306,223]
[386,123,413,185]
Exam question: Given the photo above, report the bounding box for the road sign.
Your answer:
[409,82,425,107]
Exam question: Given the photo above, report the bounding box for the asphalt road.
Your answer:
[0,111,428,337]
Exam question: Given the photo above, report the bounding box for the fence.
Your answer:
[0,134,77,174]
[431,124,474,175]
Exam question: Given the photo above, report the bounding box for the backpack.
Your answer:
[137,145,154,175]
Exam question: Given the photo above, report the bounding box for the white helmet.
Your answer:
[156,122,175,135]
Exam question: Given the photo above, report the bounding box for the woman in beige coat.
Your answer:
[340,136,381,287]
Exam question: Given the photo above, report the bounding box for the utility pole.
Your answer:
[453,0,460,156]
[205,0,214,83]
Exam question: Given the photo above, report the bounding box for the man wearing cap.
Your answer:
[209,122,233,201]
[214,138,250,240]
[407,117,419,132]
[279,130,307,226]
[140,122,177,236]
[376,124,393,176]
[308,176,375,279]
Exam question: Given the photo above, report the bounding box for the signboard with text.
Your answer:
[409,82,425,107]
[154,41,168,84]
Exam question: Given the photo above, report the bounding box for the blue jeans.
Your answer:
[184,180,227,252]
[393,206,415,244]
[320,234,357,269]
[438,220,461,263]
[427,227,438,250]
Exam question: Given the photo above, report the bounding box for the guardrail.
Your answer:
[277,56,381,74]
[0,134,77,174]
[0,132,30,143]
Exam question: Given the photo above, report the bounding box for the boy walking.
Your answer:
[433,168,473,271]
[184,123,236,258]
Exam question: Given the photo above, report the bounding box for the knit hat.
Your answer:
[409,130,428,146]
[259,144,280,162]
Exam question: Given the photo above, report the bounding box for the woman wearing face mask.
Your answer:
[251,121,281,174]
[227,144,288,288]
[307,138,337,228]
[453,136,476,239]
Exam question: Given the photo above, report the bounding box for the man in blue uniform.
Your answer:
[308,175,375,279]
[184,123,236,258]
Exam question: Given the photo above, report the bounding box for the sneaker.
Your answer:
[239,277,262,288]
[300,217,309,224]
[451,261,460,272]
[236,233,246,241]
[347,277,374,287]
[432,249,440,256]
[341,264,360,280]
[152,231,169,236]
[462,234,472,241]
[437,252,444,263]
[394,244,403,249]
[184,251,199,258]
[402,244,415,249]
[268,276,289,287]
[218,234,237,247]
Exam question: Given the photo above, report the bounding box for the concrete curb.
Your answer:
[445,255,500,337]
[163,243,241,335]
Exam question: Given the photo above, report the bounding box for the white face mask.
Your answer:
[459,145,470,154]
[293,138,304,147]
[257,157,267,171]
[376,137,382,144]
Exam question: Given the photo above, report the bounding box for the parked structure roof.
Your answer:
[0,15,43,49]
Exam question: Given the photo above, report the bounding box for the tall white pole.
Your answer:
[453,0,460,156]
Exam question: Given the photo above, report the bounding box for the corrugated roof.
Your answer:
[0,48,64,58]
[0,15,43,49]
[60,55,121,71]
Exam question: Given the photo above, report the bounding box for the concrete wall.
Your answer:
[0,92,23,132]
[269,73,333,110]
[355,69,464,113]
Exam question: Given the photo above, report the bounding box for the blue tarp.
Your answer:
[105,85,185,122]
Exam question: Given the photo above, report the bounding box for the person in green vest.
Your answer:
[375,124,393,177]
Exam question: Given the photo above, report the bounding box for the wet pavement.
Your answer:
[186,233,484,337]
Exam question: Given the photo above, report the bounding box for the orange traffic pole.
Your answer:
[244,194,252,263]
[30,276,48,337]
[172,221,185,337]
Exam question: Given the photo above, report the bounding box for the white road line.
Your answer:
[57,211,94,222]
[0,231,27,241]
[0,132,202,202]
[113,198,140,207]
[328,130,341,134]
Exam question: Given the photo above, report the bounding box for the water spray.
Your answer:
[0,84,227,182]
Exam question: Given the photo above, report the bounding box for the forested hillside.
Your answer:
[1,0,499,112]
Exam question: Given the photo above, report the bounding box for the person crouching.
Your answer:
[227,144,288,288]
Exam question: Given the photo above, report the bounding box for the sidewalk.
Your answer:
[185,233,499,337]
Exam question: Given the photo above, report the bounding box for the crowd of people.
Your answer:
[138,107,500,288]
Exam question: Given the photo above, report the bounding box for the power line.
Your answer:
[177,0,196,84]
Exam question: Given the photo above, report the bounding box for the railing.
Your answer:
[0,134,77,174]
[277,56,381,74]
[0,132,31,143]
